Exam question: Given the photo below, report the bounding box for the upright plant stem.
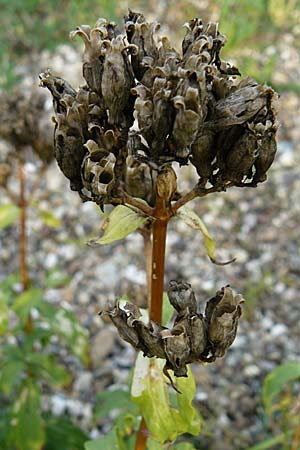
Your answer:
[141,227,152,308]
[149,217,168,322]
[135,418,148,450]
[18,159,32,333]
[19,160,28,291]
[135,198,169,450]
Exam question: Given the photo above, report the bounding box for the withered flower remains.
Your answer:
[40,12,278,208]
[101,281,244,383]
[39,12,277,382]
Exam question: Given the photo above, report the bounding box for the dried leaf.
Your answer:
[90,205,148,245]
[176,205,234,265]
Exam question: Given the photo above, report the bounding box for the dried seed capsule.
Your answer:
[222,127,259,183]
[101,36,136,126]
[161,326,190,377]
[205,286,244,358]
[190,129,216,181]
[253,124,277,184]
[81,139,116,202]
[167,280,197,315]
[125,156,155,204]
[100,302,140,348]
[156,165,177,202]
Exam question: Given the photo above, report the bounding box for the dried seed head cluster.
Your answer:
[101,280,243,382]
[0,87,54,166]
[40,11,278,208]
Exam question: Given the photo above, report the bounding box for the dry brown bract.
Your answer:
[100,281,244,385]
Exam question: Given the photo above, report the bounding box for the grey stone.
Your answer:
[90,328,116,369]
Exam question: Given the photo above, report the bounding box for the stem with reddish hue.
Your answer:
[292,424,300,450]
[18,160,32,333]
[149,217,168,323]
[135,418,149,450]
[135,194,170,450]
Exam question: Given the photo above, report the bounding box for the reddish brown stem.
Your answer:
[135,193,170,450]
[292,424,300,450]
[149,217,168,322]
[135,418,149,450]
[18,160,32,333]
[19,160,28,291]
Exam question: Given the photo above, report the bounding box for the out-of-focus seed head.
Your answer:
[0,86,54,164]
[0,163,12,187]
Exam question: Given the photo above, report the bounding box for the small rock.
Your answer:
[270,323,288,338]
[244,365,260,377]
[73,371,93,393]
[90,328,116,369]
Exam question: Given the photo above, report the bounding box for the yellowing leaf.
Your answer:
[131,354,201,444]
[176,205,234,265]
[0,203,20,229]
[90,205,148,246]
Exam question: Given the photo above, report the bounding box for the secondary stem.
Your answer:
[18,159,32,333]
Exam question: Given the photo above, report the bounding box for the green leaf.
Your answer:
[175,444,197,450]
[37,299,57,320]
[90,205,148,245]
[10,381,45,450]
[131,354,201,443]
[45,269,71,288]
[176,205,234,265]
[94,388,137,421]
[246,432,293,450]
[0,297,9,335]
[50,309,89,366]
[175,367,202,436]
[84,433,119,450]
[0,203,20,229]
[147,439,163,450]
[115,413,138,450]
[44,414,89,450]
[13,288,43,324]
[263,362,300,414]
[0,404,11,449]
[37,208,62,228]
[162,292,174,327]
[25,353,71,387]
[0,360,25,395]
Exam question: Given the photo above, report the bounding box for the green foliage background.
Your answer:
[1,0,300,90]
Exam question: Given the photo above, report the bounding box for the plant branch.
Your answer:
[172,181,235,213]
[111,192,154,217]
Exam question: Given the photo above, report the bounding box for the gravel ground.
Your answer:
[1,31,300,450]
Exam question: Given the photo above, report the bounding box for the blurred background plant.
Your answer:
[1,0,300,92]
[0,0,299,449]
